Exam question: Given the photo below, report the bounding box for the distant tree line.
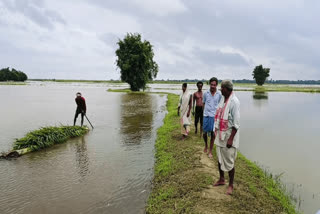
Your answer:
[0,67,28,82]
[152,79,320,85]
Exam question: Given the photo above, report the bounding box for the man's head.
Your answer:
[220,80,233,97]
[76,92,82,97]
[182,83,187,92]
[209,77,218,92]
[196,81,203,91]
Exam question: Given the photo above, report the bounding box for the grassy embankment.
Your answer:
[108,89,297,213]
[1,126,88,158]
[0,82,27,85]
[28,79,122,84]
[234,84,320,93]
[146,93,297,213]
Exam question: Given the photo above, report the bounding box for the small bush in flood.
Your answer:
[13,126,88,151]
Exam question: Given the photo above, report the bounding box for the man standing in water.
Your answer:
[178,83,192,140]
[193,81,204,136]
[203,77,221,158]
[214,80,240,195]
[74,92,87,126]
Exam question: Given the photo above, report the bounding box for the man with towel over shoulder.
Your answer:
[213,80,240,195]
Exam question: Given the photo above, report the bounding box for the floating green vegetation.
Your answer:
[13,126,88,152]
[107,88,132,93]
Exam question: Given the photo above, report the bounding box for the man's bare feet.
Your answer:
[226,185,233,195]
[213,179,226,186]
[208,152,213,158]
[203,147,208,153]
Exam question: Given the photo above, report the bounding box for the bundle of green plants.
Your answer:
[13,126,88,151]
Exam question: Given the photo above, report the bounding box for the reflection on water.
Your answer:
[74,136,90,180]
[237,91,320,214]
[120,94,153,145]
[252,91,268,100]
[252,91,268,108]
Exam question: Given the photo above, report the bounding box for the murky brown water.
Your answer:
[238,91,320,214]
[0,82,166,214]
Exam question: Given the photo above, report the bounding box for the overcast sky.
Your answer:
[1,0,320,80]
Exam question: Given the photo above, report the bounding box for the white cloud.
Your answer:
[0,0,320,80]
[132,0,187,16]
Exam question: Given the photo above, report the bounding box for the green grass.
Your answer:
[13,126,88,151]
[234,153,298,213]
[107,88,132,93]
[234,84,320,93]
[146,94,214,213]
[0,82,27,85]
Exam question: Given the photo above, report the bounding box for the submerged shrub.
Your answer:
[13,126,88,151]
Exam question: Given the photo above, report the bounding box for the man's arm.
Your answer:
[82,97,87,114]
[227,101,240,148]
[226,128,237,148]
[192,93,196,115]
[187,94,192,117]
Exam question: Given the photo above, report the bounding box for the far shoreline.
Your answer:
[24,79,320,93]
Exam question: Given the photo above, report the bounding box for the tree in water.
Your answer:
[115,33,158,91]
[252,65,270,86]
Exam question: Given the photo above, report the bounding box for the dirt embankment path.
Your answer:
[146,94,297,214]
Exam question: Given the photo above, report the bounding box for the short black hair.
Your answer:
[182,83,187,88]
[196,81,203,86]
[209,77,218,85]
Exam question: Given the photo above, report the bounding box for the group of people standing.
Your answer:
[178,78,240,195]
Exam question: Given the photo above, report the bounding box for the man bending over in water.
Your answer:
[74,92,86,126]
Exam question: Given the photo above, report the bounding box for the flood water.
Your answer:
[0,82,319,214]
[238,91,320,214]
[0,82,166,214]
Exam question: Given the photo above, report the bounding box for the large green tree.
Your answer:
[0,67,28,81]
[115,33,158,91]
[252,65,270,86]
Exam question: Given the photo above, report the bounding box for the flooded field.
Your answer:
[0,82,166,214]
[238,91,320,214]
[0,81,319,213]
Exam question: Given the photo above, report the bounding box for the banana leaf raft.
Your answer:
[1,126,89,158]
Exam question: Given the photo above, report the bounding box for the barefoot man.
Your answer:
[178,83,192,140]
[214,80,240,195]
[193,81,204,136]
[203,77,222,158]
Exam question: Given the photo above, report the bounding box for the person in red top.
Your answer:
[74,92,87,126]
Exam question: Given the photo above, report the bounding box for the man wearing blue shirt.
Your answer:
[203,77,222,158]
